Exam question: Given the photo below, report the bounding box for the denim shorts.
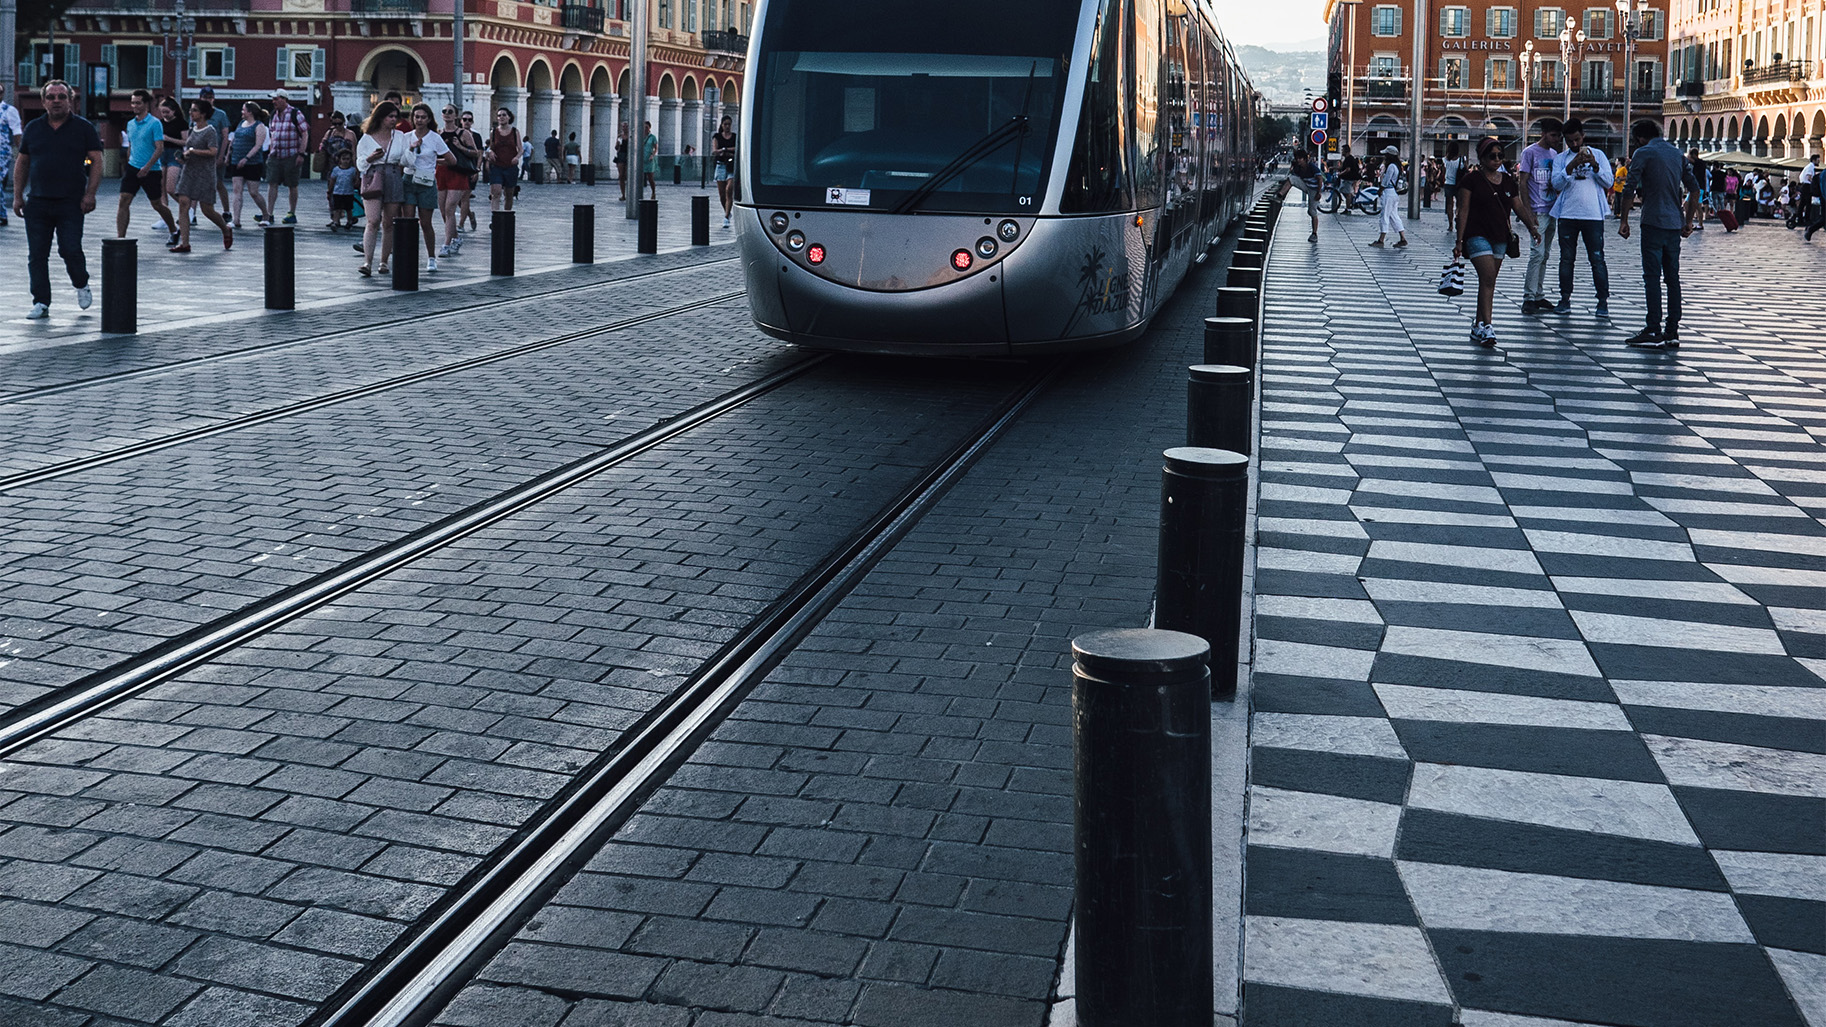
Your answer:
[714,163,734,183]
[402,180,438,210]
[1462,234,1500,259]
[486,164,518,188]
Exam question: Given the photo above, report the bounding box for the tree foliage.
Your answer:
[1256,115,1297,152]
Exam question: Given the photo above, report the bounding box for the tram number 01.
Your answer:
[1018,196,1033,206]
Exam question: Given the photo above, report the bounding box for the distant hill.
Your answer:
[1234,44,1326,105]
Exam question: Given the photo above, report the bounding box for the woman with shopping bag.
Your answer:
[1453,136,1542,348]
[1370,145,1409,247]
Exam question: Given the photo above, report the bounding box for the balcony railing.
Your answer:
[349,0,426,14]
[1364,78,1407,99]
[1675,79,1704,97]
[1743,61,1805,86]
[561,4,604,31]
[702,29,748,54]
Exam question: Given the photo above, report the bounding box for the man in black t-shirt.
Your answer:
[12,80,105,319]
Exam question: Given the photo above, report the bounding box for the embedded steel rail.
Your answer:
[0,256,742,408]
[0,290,747,494]
[304,362,1064,1027]
[0,356,825,759]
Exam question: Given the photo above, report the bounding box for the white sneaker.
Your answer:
[26,302,49,319]
[426,257,438,272]
[722,217,731,228]
[76,286,93,310]
[437,244,452,258]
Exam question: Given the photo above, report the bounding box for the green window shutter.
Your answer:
[17,60,34,90]
[277,48,289,82]
[101,44,117,87]
[223,46,235,81]
[63,43,80,79]
[150,45,165,89]
[187,46,199,81]
[311,48,327,82]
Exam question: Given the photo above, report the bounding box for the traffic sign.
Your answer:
[1310,129,1327,146]
[1312,97,1328,112]
[1311,111,1328,131]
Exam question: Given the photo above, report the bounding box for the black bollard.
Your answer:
[491,211,515,276]
[1156,447,1249,700]
[1073,627,1212,1027]
[673,162,683,185]
[573,204,595,264]
[100,238,136,334]
[1226,265,1262,290]
[1216,286,1257,326]
[1231,248,1265,269]
[581,163,595,186]
[638,198,658,254]
[264,224,295,310]
[1187,364,1254,456]
[392,217,419,291]
[691,195,710,246]
[1202,316,1255,368]
[1240,231,1267,248]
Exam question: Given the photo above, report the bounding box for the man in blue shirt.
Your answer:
[12,80,105,319]
[1616,119,1700,350]
[116,88,178,245]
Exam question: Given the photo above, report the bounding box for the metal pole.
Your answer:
[1345,1,1357,154]
[453,0,466,112]
[1072,627,1212,1027]
[0,0,12,110]
[1620,4,1634,158]
[174,0,187,106]
[625,0,648,220]
[1408,0,1425,220]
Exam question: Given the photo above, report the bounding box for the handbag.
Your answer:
[1437,260,1466,297]
[312,150,328,175]
[360,163,386,200]
[1507,233,1521,259]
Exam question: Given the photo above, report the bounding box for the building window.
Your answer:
[1535,7,1565,38]
[1371,6,1401,36]
[687,0,697,32]
[1583,58,1610,89]
[1441,56,1468,88]
[1487,8,1517,38]
[189,45,235,82]
[1370,54,1401,77]
[1535,56,1561,87]
[1487,57,1513,88]
[277,46,326,84]
[1440,6,1469,36]
[101,44,163,90]
[658,0,672,28]
[1584,8,1612,38]
[1639,10,1663,39]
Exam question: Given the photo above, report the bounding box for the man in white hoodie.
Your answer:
[1548,117,1614,316]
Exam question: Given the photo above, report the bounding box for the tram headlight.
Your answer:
[975,237,998,259]
[786,231,806,251]
[998,220,1020,242]
[951,249,973,272]
[770,213,790,234]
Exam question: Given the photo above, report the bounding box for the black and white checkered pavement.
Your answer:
[1242,212,1825,1027]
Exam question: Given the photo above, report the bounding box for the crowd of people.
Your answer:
[6,79,744,319]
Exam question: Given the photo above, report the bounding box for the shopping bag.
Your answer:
[1437,260,1466,297]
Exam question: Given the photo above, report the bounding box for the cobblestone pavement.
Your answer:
[0,182,734,346]
[1243,207,1826,1027]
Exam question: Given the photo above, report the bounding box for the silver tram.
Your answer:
[735,0,1258,357]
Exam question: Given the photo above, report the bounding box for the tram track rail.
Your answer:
[0,256,742,409]
[303,360,1063,1027]
[0,288,748,495]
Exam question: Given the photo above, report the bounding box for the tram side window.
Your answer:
[1165,10,1198,229]
[1132,0,1163,210]
[1062,0,1135,212]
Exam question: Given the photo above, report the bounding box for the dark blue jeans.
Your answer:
[1557,217,1608,302]
[24,197,90,307]
[1639,226,1682,333]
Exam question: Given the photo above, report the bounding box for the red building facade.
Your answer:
[13,0,749,175]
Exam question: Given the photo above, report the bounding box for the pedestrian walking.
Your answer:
[318,112,357,227]
[1338,145,1362,210]
[12,80,104,319]
[614,123,629,201]
[486,108,522,212]
[357,101,409,278]
[328,149,359,232]
[642,121,659,200]
[1686,148,1708,228]
[711,115,738,227]
[1615,120,1699,350]
[402,105,450,272]
[1516,117,1564,313]
[115,89,179,244]
[196,86,235,216]
[458,112,484,232]
[564,132,582,184]
[1454,137,1541,348]
[437,104,479,255]
[263,89,309,225]
[1370,145,1407,247]
[1441,141,1463,233]
[543,129,563,184]
[1802,155,1824,240]
[0,83,22,227]
[228,102,272,228]
[1548,118,1613,315]
[156,97,187,229]
[1276,149,1323,241]
[170,99,233,253]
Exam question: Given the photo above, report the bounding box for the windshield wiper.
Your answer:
[890,61,1039,216]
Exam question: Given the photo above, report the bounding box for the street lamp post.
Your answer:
[1559,24,1586,124]
[625,0,648,220]
[1408,0,1426,219]
[1519,41,1534,140]
[157,0,196,105]
[1616,0,1640,156]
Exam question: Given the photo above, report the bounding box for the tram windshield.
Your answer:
[750,0,1077,214]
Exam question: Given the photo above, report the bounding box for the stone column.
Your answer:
[529,88,562,164]
[658,96,681,163]
[329,80,372,122]
[561,90,589,167]
[680,98,703,174]
[419,83,456,122]
[591,94,618,170]
[491,85,529,134]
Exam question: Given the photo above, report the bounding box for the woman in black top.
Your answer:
[1453,137,1541,348]
[711,115,737,227]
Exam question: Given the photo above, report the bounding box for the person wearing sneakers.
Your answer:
[1277,149,1322,241]
[711,115,738,228]
[13,80,103,319]
[1370,144,1408,247]
[263,89,309,225]
[1515,117,1563,313]
[0,83,22,227]
[1453,136,1540,348]
[1615,119,1698,350]
[1548,117,1613,316]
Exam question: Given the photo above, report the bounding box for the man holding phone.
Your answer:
[1548,118,1614,316]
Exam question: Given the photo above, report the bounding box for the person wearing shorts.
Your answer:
[486,108,521,211]
[1277,150,1322,241]
[116,89,178,242]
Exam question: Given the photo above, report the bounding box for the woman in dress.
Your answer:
[402,104,451,272]
[357,101,410,277]
[171,99,233,252]
[318,111,357,228]
[711,115,738,228]
[227,101,272,228]
[437,103,478,256]
[1371,145,1408,247]
[1452,137,1541,348]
